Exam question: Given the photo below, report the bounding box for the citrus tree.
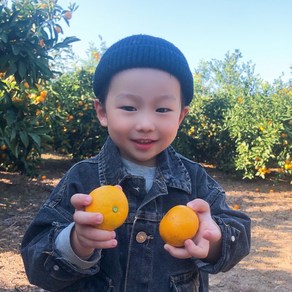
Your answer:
[226,85,292,179]
[177,50,292,181]
[41,41,107,159]
[45,68,108,159]
[0,0,79,174]
[177,50,261,167]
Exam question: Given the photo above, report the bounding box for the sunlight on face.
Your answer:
[95,68,189,166]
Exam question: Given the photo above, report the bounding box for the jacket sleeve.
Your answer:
[193,166,251,274]
[20,164,101,291]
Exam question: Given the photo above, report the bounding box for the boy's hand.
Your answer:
[70,193,117,258]
[164,199,222,262]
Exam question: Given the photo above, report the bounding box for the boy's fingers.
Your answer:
[187,199,210,214]
[71,193,92,210]
[83,238,118,250]
[73,210,103,225]
[77,227,116,241]
[202,229,221,243]
[74,228,117,250]
[184,239,209,259]
[164,244,189,259]
[94,239,118,249]
[164,239,209,260]
[77,228,117,249]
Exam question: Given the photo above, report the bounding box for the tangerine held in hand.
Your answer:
[159,205,199,247]
[85,185,129,231]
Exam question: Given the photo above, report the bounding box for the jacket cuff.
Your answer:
[55,222,101,269]
[195,216,241,274]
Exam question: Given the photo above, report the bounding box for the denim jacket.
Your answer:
[21,137,251,292]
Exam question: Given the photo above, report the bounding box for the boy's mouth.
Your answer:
[134,139,154,144]
[132,139,156,151]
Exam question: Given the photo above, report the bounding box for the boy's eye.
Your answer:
[156,108,171,113]
[120,106,136,111]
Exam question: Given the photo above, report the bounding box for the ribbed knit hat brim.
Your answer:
[93,34,194,105]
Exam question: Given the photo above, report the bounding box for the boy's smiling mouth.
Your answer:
[132,138,156,151]
[134,139,155,144]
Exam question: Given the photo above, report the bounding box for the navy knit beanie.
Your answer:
[93,34,194,105]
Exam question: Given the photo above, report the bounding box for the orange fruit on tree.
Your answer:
[36,95,45,103]
[64,11,72,20]
[85,185,129,231]
[159,205,199,247]
[39,39,45,47]
[0,144,7,151]
[93,51,100,60]
[39,3,47,9]
[54,26,61,34]
[40,90,47,98]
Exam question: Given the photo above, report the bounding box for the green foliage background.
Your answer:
[174,51,292,180]
[0,0,78,174]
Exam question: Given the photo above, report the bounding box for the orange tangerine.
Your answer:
[159,205,199,247]
[64,11,72,20]
[85,185,129,231]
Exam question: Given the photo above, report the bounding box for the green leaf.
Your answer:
[5,61,17,76]
[10,128,16,140]
[0,54,10,71]
[28,133,41,146]
[0,33,8,43]
[18,60,27,79]
[9,140,19,158]
[41,134,53,142]
[11,45,20,56]
[6,109,17,125]
[9,10,20,23]
[20,131,29,147]
[0,80,7,91]
[53,36,80,50]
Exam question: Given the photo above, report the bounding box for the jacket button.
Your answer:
[136,231,147,243]
[53,265,59,271]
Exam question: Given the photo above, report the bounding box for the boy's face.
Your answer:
[95,68,189,166]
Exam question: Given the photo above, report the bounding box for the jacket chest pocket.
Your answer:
[170,270,199,292]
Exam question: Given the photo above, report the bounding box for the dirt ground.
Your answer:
[0,153,291,292]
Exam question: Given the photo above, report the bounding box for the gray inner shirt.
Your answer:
[122,158,156,192]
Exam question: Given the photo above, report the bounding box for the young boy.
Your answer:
[21,34,251,291]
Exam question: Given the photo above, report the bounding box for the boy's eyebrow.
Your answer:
[115,93,177,101]
[115,93,139,99]
[156,94,177,101]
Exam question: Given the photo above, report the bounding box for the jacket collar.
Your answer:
[98,137,191,194]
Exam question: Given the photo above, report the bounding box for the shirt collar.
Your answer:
[98,137,191,193]
[157,145,191,193]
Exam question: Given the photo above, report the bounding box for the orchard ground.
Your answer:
[0,153,291,292]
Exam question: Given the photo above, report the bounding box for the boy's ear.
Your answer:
[94,99,108,127]
[178,106,189,125]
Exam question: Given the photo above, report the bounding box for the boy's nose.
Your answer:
[135,117,155,132]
